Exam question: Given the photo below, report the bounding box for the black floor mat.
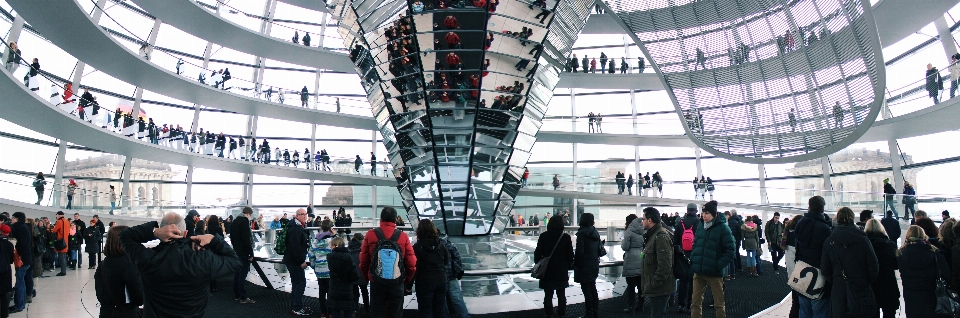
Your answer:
[203,257,789,317]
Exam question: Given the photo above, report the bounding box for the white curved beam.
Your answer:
[5,0,377,131]
[129,0,353,72]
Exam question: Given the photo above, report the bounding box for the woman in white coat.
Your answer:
[619,214,645,313]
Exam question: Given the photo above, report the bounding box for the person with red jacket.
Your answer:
[446,52,461,68]
[443,15,459,29]
[522,167,530,187]
[445,32,460,47]
[359,207,416,318]
[52,211,70,276]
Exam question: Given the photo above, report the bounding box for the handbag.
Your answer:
[12,249,22,268]
[54,238,66,251]
[935,252,960,315]
[788,260,826,299]
[828,240,877,316]
[531,233,565,279]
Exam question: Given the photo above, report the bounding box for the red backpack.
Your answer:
[680,220,695,252]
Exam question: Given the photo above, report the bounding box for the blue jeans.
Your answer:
[14,265,30,310]
[885,199,899,219]
[798,295,831,318]
[287,263,306,311]
[746,250,757,267]
[446,280,470,318]
[417,282,449,318]
[233,257,250,299]
[905,203,916,220]
[110,202,115,214]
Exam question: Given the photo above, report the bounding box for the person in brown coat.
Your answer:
[52,211,70,276]
[641,207,675,317]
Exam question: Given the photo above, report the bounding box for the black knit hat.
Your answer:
[703,201,719,217]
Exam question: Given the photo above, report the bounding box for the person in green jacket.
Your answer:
[764,213,785,274]
[689,201,736,318]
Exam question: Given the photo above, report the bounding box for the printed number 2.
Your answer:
[800,267,822,296]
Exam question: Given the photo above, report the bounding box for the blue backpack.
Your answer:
[371,228,404,286]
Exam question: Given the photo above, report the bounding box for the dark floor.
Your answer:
[204,258,789,317]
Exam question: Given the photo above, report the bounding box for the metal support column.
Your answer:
[821,157,833,209]
[888,139,904,201]
[185,166,194,210]
[52,142,67,208]
[308,124,317,208]
[570,88,577,225]
[120,156,133,212]
[1,15,24,64]
[371,131,378,217]
[759,164,769,205]
[936,17,959,63]
[695,148,703,179]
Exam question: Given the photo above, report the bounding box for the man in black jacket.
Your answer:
[230,207,256,304]
[793,196,833,317]
[284,208,311,316]
[880,210,901,242]
[72,213,86,269]
[883,179,898,219]
[10,212,32,312]
[120,212,241,317]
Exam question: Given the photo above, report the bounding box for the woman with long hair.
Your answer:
[864,219,899,318]
[898,225,951,317]
[535,214,574,317]
[412,219,448,318]
[821,207,879,318]
[95,226,144,317]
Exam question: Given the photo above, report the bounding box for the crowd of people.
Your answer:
[613,171,664,197]
[591,195,957,318]
[566,53,645,74]
[281,206,470,317]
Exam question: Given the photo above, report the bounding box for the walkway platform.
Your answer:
[6,0,376,130]
[0,65,397,186]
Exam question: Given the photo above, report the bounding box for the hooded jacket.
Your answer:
[821,224,879,317]
[741,222,760,250]
[413,236,448,285]
[620,220,645,277]
[573,215,601,283]
[347,238,367,284]
[690,212,736,277]
[120,221,240,318]
[794,211,832,268]
[326,246,360,310]
[641,222,675,297]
